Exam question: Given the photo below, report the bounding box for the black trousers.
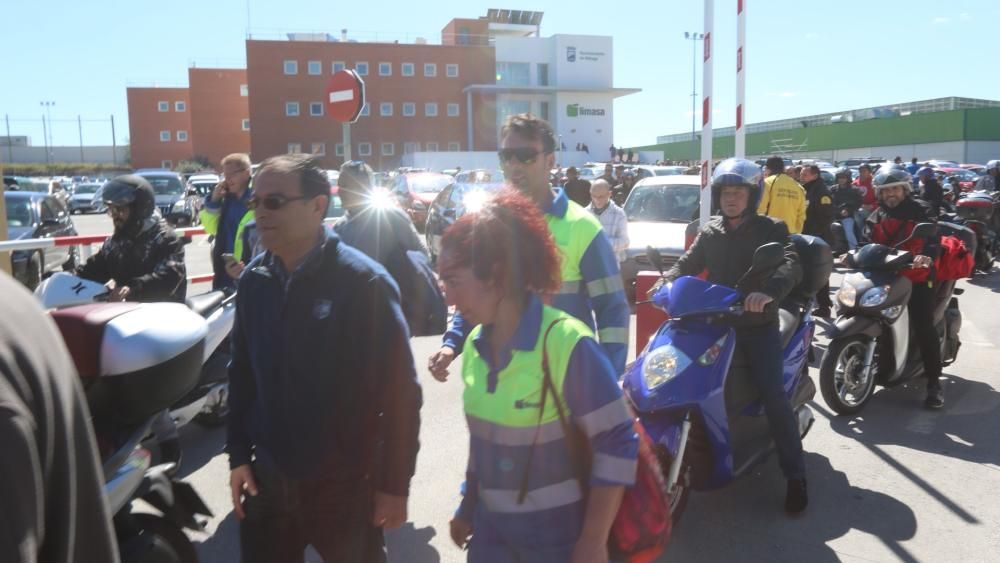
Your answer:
[240,461,387,563]
[816,281,833,309]
[909,281,942,387]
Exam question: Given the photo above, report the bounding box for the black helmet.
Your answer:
[835,167,851,181]
[872,167,912,197]
[102,174,156,234]
[710,158,763,216]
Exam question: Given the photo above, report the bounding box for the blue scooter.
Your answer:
[624,235,831,521]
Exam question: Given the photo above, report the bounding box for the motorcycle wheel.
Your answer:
[132,514,198,563]
[656,448,691,526]
[820,335,877,415]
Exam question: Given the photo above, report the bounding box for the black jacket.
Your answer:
[802,178,836,242]
[920,179,944,216]
[660,214,802,326]
[563,178,593,207]
[227,232,422,495]
[831,184,863,215]
[76,218,186,302]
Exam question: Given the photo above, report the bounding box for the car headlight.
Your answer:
[860,286,890,307]
[642,344,692,390]
[171,200,188,213]
[837,284,857,308]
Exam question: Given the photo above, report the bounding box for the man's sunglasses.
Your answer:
[247,194,314,211]
[498,147,544,165]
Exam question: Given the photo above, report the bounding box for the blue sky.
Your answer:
[2,0,997,149]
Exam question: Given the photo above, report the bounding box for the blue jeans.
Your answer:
[841,216,859,250]
[736,325,806,480]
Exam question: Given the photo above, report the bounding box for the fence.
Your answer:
[2,114,125,165]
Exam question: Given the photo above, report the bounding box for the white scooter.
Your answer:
[36,272,234,428]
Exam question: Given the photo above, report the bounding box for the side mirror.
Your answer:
[750,242,786,272]
[646,246,665,276]
[41,218,61,227]
[894,222,937,249]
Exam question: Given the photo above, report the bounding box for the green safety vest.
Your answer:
[547,200,603,296]
[199,206,255,261]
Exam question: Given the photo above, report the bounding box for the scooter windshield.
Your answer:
[655,276,741,317]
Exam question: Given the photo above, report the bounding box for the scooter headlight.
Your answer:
[642,344,692,390]
[860,286,891,307]
[837,284,857,308]
[882,304,904,319]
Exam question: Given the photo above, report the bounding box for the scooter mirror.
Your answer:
[646,246,666,276]
[750,242,786,272]
[894,222,937,249]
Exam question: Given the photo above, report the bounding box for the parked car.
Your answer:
[935,167,980,191]
[425,180,504,262]
[454,169,503,185]
[134,169,186,218]
[391,172,454,231]
[325,185,345,220]
[67,182,104,213]
[925,159,960,169]
[618,176,702,305]
[5,191,78,290]
[961,164,987,176]
[632,165,688,180]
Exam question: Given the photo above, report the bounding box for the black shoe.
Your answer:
[812,307,831,319]
[785,478,808,515]
[925,385,944,410]
[158,438,183,476]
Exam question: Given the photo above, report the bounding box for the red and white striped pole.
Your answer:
[699,0,715,224]
[735,0,747,158]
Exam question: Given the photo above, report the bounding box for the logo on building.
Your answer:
[566,104,605,118]
[566,46,576,62]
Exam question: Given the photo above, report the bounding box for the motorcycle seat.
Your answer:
[778,307,799,350]
[186,291,226,318]
[50,303,142,379]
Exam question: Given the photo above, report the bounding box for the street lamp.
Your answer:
[683,32,704,153]
[40,101,55,159]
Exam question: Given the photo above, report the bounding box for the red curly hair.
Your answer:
[439,188,561,295]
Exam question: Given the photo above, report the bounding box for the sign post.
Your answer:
[326,70,366,164]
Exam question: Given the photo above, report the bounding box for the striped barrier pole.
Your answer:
[735,0,747,158]
[699,0,715,224]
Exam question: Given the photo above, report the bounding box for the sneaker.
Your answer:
[925,385,944,410]
[812,307,831,319]
[158,438,183,476]
[785,478,808,515]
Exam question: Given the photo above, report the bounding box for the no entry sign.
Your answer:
[326,70,366,123]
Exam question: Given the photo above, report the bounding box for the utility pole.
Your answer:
[40,101,55,161]
[684,32,705,159]
[41,114,50,165]
[4,114,12,163]
[78,115,85,162]
[111,115,117,165]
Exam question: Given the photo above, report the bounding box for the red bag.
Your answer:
[935,235,974,281]
[520,320,673,562]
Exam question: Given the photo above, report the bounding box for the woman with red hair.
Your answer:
[438,190,637,562]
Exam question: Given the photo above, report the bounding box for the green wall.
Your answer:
[634,108,1000,160]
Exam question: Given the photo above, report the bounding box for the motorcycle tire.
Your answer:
[131,513,199,563]
[820,335,877,415]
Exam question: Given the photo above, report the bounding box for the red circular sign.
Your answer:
[326,70,366,123]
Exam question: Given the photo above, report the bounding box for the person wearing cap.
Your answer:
[974,160,1000,192]
[200,153,255,290]
[758,156,807,234]
[915,167,944,217]
[563,166,592,207]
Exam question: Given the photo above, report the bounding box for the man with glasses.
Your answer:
[428,113,631,380]
[228,154,422,562]
[200,153,255,290]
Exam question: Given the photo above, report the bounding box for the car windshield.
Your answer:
[74,184,100,194]
[5,198,34,227]
[145,176,184,196]
[624,185,700,222]
[410,176,452,193]
[654,167,685,176]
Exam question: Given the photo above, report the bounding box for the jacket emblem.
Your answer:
[313,299,333,320]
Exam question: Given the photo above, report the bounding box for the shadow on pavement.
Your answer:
[966,268,1000,292]
[385,522,441,563]
[663,452,918,562]
[194,510,240,562]
[176,422,227,480]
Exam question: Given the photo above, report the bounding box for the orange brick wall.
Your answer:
[189,68,251,169]
[126,88,193,169]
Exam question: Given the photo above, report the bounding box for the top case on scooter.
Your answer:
[51,302,207,426]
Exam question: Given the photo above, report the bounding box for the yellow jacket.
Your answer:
[758,174,806,234]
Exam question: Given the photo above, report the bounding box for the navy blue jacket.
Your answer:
[227,232,422,496]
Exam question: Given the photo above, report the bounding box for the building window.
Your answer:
[380,102,393,117]
[426,142,439,151]
[355,62,368,76]
[446,64,459,77]
[458,27,471,45]
[312,143,326,156]
[537,63,549,86]
[176,130,188,142]
[308,60,322,75]
[157,101,169,112]
[332,61,345,73]
[334,143,344,156]
[539,101,549,121]
[496,62,530,86]
[447,103,460,117]
[423,63,437,77]
[401,62,415,76]
[175,101,186,112]
[159,130,171,142]
[402,103,415,117]
[379,62,391,76]
[449,142,461,151]
[404,142,420,154]
[288,143,302,154]
[286,102,300,116]
[242,118,250,131]
[161,160,172,169]
[360,103,370,117]
[425,103,438,117]
[358,142,372,156]
[310,102,324,116]
[284,60,298,75]
[240,84,249,97]
[381,142,395,156]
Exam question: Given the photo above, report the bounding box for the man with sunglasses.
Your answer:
[228,154,422,563]
[428,113,631,380]
[200,153,255,290]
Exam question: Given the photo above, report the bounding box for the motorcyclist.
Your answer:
[853,164,879,219]
[75,174,187,468]
[974,160,999,192]
[860,167,944,409]
[831,168,863,250]
[916,166,944,217]
[651,158,809,514]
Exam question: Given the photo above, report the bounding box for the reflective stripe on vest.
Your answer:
[546,200,603,286]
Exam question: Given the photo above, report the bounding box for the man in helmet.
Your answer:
[76,174,187,470]
[974,160,999,192]
[651,158,809,514]
[915,167,944,217]
[862,168,943,409]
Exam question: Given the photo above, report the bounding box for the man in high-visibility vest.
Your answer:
[428,113,630,379]
[758,156,806,234]
[200,153,254,290]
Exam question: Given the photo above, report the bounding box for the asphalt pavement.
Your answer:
[71,212,1000,562]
